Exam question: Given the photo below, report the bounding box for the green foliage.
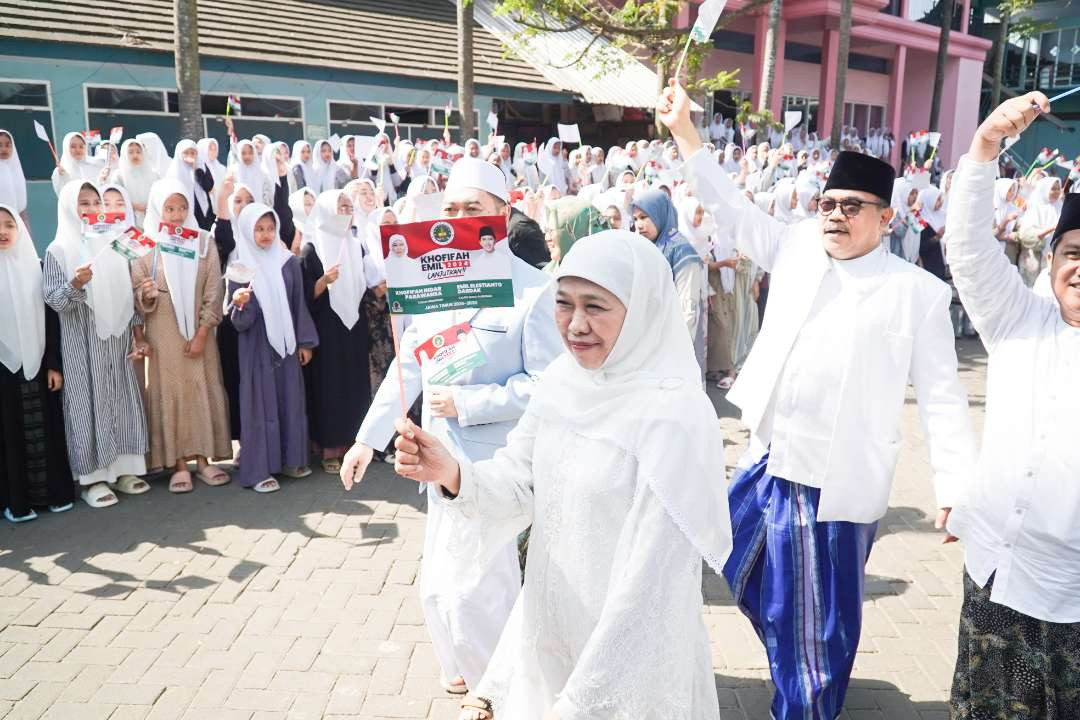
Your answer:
[734,101,782,131]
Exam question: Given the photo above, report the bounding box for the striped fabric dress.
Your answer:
[43,249,148,485]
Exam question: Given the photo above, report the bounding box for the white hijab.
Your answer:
[771,179,798,223]
[288,187,317,239]
[233,140,270,204]
[309,139,337,194]
[145,178,201,341]
[1021,177,1063,233]
[917,186,947,234]
[165,139,200,207]
[58,132,103,181]
[0,130,28,213]
[536,230,732,572]
[721,144,741,174]
[135,132,172,176]
[311,190,365,330]
[47,181,135,340]
[197,138,227,211]
[235,203,296,358]
[0,204,45,379]
[117,139,159,223]
[290,140,314,187]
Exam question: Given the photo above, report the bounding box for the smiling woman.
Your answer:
[390,230,731,720]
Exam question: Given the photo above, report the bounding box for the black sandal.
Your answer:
[459,695,493,720]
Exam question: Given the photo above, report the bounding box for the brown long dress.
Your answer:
[132,248,232,469]
[706,267,736,375]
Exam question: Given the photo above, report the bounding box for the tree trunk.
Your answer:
[928,0,955,131]
[457,0,475,141]
[990,10,1010,108]
[655,55,670,137]
[174,0,202,139]
[830,0,853,147]
[759,0,783,113]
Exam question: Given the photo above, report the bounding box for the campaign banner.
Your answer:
[380,215,514,315]
[157,222,200,260]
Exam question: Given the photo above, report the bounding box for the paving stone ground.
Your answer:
[0,339,989,720]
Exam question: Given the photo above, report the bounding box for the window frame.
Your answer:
[0,77,56,182]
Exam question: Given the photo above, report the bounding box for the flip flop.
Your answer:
[49,503,74,513]
[115,475,150,495]
[168,471,194,494]
[321,458,342,474]
[81,483,118,509]
[3,508,38,523]
[196,466,231,487]
[253,478,280,494]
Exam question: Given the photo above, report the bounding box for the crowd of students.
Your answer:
[0,82,1078,719]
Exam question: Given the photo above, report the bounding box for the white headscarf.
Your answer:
[537,137,568,194]
[0,130,28,213]
[1021,176,1064,233]
[165,139,199,205]
[771,179,798,223]
[993,178,1019,232]
[58,132,103,181]
[261,143,283,190]
[145,178,201,341]
[676,195,715,259]
[47,181,134,340]
[536,230,732,572]
[197,138,227,211]
[0,204,45,379]
[288,186,317,239]
[116,139,159,225]
[721,144,741,174]
[290,140,314,187]
[308,139,336,194]
[399,175,440,223]
[311,190,365,329]
[917,186,947,234]
[135,132,172,176]
[233,140,270,204]
[235,203,296,358]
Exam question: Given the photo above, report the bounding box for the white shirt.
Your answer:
[759,246,889,487]
[683,148,976,523]
[944,155,1080,623]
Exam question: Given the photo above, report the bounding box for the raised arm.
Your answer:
[659,80,790,271]
[944,91,1050,347]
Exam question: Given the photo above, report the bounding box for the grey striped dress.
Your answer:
[43,249,148,483]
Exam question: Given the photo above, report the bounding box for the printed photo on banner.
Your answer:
[414,321,487,385]
[379,215,514,315]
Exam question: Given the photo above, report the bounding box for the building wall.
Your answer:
[2,40,567,249]
[704,49,891,108]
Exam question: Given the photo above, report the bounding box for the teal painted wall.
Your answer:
[2,40,569,251]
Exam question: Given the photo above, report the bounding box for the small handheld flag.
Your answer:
[226,95,242,117]
[33,120,59,165]
[675,0,729,79]
[109,126,124,145]
[370,116,387,134]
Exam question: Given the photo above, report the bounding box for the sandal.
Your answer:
[115,475,150,495]
[81,482,118,509]
[253,478,280,494]
[441,675,468,695]
[168,471,194,494]
[49,503,74,513]
[279,465,312,479]
[4,508,38,524]
[321,458,342,474]
[458,696,492,720]
[196,466,231,487]
[716,376,735,390]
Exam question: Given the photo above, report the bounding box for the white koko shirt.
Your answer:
[683,148,977,524]
[944,155,1080,624]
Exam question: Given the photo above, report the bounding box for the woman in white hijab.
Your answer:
[299,189,376,473]
[51,132,103,194]
[398,174,441,223]
[166,139,213,228]
[512,142,540,190]
[992,177,1021,254]
[537,137,570,194]
[227,203,318,493]
[133,178,231,492]
[0,203,74,521]
[0,130,29,226]
[197,137,227,212]
[1017,176,1064,286]
[770,178,799,223]
[114,139,159,228]
[135,132,172,176]
[42,181,149,507]
[288,186,317,247]
[233,139,271,205]
[290,140,315,191]
[392,230,731,720]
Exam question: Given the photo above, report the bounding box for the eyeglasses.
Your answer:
[818,197,887,219]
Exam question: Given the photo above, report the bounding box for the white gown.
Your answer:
[440,408,721,719]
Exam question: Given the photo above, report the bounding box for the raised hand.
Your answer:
[970,92,1050,162]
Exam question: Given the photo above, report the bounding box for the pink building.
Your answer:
[688,0,992,167]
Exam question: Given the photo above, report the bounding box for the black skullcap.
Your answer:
[1051,193,1080,251]
[823,151,896,204]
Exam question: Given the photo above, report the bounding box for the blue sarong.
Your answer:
[722,451,878,720]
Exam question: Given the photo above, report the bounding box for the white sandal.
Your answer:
[81,482,118,508]
[115,475,150,495]
[253,478,280,493]
[278,465,311,479]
